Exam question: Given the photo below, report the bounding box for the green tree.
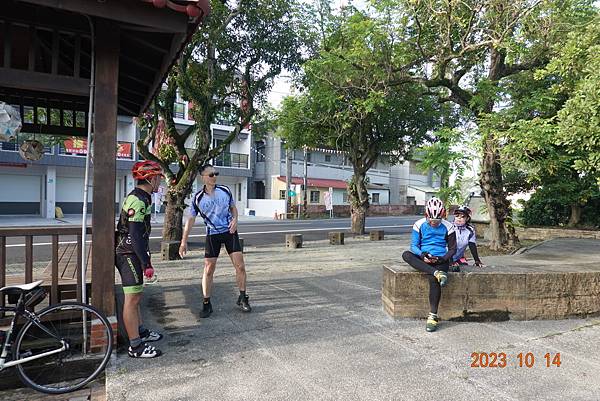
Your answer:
[278,8,440,233]
[498,14,600,226]
[137,0,308,245]
[416,128,471,205]
[379,0,597,249]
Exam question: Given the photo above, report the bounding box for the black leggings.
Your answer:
[402,251,449,314]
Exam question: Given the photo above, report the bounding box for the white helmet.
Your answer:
[425,197,446,219]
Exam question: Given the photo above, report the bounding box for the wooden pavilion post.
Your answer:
[91,19,120,317]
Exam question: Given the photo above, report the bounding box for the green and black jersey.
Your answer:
[116,188,152,266]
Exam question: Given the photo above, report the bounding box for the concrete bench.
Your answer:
[328,232,344,245]
[370,230,384,241]
[286,234,303,249]
[382,263,600,321]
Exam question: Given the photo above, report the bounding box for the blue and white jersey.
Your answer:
[191,185,235,235]
[452,224,476,262]
[410,218,456,258]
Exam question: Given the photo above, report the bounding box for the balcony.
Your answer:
[1,140,53,154]
[57,140,134,160]
[214,152,249,169]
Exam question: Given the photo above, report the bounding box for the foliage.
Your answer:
[277,6,443,232]
[136,0,310,239]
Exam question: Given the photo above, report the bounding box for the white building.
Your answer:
[0,99,252,217]
[250,135,439,207]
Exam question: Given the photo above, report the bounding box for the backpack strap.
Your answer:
[193,188,216,235]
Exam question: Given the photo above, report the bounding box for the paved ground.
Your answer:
[100,236,600,401]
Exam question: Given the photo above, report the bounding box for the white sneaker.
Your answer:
[128,343,162,358]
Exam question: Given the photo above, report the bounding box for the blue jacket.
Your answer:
[410,218,457,262]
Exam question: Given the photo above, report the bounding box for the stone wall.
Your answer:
[471,223,600,241]
[305,204,421,218]
[382,264,600,320]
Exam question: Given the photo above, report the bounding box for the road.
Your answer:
[3,216,418,265]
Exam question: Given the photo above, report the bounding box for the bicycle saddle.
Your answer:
[0,280,43,293]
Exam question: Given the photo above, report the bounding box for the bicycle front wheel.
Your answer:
[14,302,113,394]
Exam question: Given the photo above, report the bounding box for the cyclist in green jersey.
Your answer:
[115,161,164,358]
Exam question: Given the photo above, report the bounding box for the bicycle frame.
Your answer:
[0,301,68,370]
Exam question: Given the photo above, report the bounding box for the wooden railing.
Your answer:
[0,226,93,311]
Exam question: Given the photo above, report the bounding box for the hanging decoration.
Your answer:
[19,139,45,161]
[0,102,22,142]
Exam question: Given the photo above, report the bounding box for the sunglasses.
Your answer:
[428,218,442,223]
[204,172,219,177]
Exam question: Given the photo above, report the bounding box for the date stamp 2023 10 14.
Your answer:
[470,352,562,368]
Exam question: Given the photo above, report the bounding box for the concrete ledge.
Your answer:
[328,232,344,245]
[471,223,600,241]
[382,264,600,320]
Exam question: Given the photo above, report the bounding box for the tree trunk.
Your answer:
[349,171,369,234]
[479,134,519,250]
[162,190,186,242]
[568,204,582,227]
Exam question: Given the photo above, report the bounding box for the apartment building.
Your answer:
[250,135,439,207]
[0,97,252,217]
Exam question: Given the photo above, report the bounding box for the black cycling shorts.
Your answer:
[115,253,144,294]
[205,231,242,258]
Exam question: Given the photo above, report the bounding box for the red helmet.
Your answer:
[425,197,446,219]
[132,161,163,180]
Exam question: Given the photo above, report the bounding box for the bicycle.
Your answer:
[0,280,113,394]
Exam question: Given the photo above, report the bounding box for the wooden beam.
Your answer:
[28,26,36,71]
[51,29,59,74]
[74,34,81,78]
[141,33,186,113]
[122,34,168,55]
[0,67,89,96]
[20,123,87,137]
[120,52,159,73]
[91,19,119,317]
[18,0,190,33]
[3,22,11,68]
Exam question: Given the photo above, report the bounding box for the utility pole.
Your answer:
[285,147,292,216]
[303,146,308,218]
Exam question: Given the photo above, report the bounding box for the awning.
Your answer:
[408,185,439,193]
[277,176,348,190]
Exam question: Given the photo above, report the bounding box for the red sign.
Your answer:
[63,138,87,154]
[117,142,132,158]
[63,138,133,159]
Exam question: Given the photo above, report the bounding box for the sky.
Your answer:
[266,0,368,107]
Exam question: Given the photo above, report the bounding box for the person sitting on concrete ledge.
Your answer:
[402,197,456,333]
[450,206,485,272]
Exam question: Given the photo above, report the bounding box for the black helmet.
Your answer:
[453,206,472,222]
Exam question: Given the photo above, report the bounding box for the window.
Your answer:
[325,154,331,163]
[306,152,311,163]
[255,141,265,162]
[342,193,349,203]
[310,190,320,203]
[174,101,186,119]
[372,193,380,204]
[279,190,286,200]
[237,183,242,201]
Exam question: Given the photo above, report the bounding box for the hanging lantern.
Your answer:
[19,140,45,161]
[0,102,22,141]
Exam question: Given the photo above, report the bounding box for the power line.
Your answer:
[249,144,437,186]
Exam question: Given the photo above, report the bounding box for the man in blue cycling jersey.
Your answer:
[402,197,456,332]
[179,164,251,318]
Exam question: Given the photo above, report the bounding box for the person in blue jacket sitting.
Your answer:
[402,197,456,332]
